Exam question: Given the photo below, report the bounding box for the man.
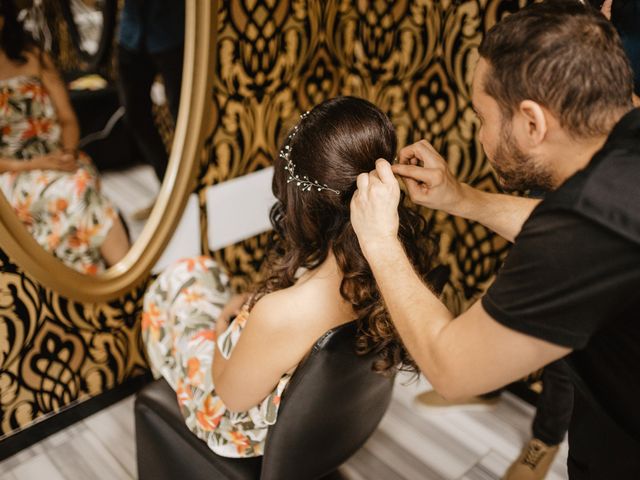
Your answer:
[350,2,640,478]
[117,0,185,219]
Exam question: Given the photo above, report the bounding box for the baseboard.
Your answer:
[0,372,153,462]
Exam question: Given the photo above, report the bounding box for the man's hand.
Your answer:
[392,140,466,215]
[350,159,401,259]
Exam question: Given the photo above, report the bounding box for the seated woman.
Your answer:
[143,96,436,457]
[0,0,129,274]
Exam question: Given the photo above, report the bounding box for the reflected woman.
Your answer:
[0,0,129,274]
[143,96,437,457]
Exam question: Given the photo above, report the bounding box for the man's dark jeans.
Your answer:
[484,359,574,446]
[117,45,183,182]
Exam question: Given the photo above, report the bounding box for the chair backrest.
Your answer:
[260,321,395,480]
[205,167,275,251]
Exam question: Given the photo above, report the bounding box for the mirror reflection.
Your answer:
[0,0,185,274]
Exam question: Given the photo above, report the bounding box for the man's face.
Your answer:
[471,59,553,192]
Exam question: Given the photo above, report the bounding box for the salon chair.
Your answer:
[135,320,395,480]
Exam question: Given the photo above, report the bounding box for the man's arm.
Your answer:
[365,238,569,398]
[448,184,539,243]
[351,160,570,398]
[392,140,539,242]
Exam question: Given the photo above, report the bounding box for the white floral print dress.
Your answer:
[142,256,292,458]
[0,75,116,274]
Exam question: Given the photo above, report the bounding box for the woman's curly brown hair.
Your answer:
[249,96,437,374]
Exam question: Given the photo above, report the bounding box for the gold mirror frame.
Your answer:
[0,1,217,303]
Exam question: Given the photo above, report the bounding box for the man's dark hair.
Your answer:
[478,0,634,138]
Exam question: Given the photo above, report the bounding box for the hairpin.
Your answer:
[280,111,341,195]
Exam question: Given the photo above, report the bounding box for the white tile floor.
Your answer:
[0,374,569,480]
[101,164,161,243]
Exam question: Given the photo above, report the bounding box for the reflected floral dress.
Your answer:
[0,75,116,274]
[142,256,292,458]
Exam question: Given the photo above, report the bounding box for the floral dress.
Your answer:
[142,256,292,458]
[0,75,116,274]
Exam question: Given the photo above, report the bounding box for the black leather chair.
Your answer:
[135,320,395,480]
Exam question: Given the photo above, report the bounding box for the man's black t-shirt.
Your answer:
[482,108,640,476]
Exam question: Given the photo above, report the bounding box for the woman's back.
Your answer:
[263,253,356,341]
[143,254,353,458]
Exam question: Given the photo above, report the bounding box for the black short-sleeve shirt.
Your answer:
[482,109,640,473]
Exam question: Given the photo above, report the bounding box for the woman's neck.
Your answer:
[0,49,28,77]
[297,251,341,285]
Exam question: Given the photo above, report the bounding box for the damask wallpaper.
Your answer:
[205,0,528,312]
[1,0,530,445]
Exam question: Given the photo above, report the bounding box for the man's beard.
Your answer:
[490,124,554,192]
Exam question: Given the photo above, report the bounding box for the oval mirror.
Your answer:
[0,1,217,302]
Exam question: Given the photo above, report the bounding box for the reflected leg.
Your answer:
[152,46,185,124]
[117,46,168,182]
[100,214,131,266]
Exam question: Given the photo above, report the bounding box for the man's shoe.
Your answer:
[413,390,500,414]
[503,438,560,480]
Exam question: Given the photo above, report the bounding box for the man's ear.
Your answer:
[514,100,548,147]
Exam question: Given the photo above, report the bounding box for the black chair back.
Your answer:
[260,320,395,480]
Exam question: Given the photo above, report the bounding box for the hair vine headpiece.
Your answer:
[281,111,341,195]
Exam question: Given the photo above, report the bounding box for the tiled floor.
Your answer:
[0,374,569,480]
[101,164,161,243]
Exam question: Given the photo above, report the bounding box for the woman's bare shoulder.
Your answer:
[250,277,354,339]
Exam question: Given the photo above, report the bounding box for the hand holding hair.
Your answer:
[392,139,465,216]
[350,158,401,260]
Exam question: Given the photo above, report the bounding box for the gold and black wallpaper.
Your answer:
[1,0,530,444]
[205,0,528,311]
[0,249,149,438]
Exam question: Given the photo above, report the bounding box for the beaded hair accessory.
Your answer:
[281,111,341,195]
